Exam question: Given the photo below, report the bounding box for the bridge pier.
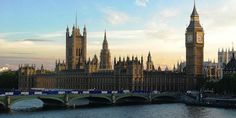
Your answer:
[111,94,116,104]
[64,94,69,107]
[148,93,152,103]
[1,96,11,112]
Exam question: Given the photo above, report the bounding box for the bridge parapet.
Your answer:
[0,91,182,111]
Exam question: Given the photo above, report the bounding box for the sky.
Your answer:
[0,0,236,70]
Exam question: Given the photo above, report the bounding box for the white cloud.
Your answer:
[198,0,236,60]
[135,0,149,7]
[3,0,236,70]
[104,9,136,25]
[0,38,64,70]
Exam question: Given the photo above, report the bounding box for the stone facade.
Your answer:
[100,30,112,70]
[185,3,204,78]
[203,61,221,80]
[146,52,155,71]
[66,25,87,70]
[223,53,236,76]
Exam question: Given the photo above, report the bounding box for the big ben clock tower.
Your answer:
[186,2,204,77]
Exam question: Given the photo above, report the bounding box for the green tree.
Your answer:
[0,71,18,90]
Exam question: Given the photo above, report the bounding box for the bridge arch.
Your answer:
[151,95,178,103]
[115,94,149,104]
[0,101,6,110]
[38,96,65,106]
[10,97,42,107]
[69,95,112,105]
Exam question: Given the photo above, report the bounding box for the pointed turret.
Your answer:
[41,64,44,70]
[173,65,176,72]
[232,42,234,52]
[191,0,199,17]
[100,29,112,70]
[66,26,70,37]
[158,66,162,71]
[83,25,87,37]
[187,0,202,30]
[147,51,151,62]
[146,51,154,71]
[103,29,108,49]
[185,0,204,77]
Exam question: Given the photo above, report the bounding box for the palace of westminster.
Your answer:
[18,3,236,91]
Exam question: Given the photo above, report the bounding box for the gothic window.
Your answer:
[76,49,78,56]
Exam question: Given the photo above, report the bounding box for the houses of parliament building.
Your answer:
[18,4,204,91]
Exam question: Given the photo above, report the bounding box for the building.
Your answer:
[146,52,155,71]
[223,53,236,76]
[66,24,87,70]
[18,3,202,91]
[203,60,221,80]
[218,47,236,67]
[176,60,222,80]
[185,3,204,78]
[100,30,112,70]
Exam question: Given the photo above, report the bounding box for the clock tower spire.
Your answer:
[185,1,204,77]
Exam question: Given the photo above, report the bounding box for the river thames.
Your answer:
[0,99,236,118]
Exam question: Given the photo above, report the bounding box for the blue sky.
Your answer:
[0,0,235,70]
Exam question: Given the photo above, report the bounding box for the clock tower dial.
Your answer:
[186,34,193,43]
[197,32,204,44]
[185,2,204,77]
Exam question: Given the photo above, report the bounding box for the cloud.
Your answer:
[9,52,34,55]
[104,9,136,25]
[23,39,53,42]
[135,0,149,7]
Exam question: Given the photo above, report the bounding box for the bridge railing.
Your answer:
[0,89,165,97]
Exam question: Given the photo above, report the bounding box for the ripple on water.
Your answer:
[1,102,236,118]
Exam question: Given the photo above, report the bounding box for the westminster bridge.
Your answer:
[0,90,181,111]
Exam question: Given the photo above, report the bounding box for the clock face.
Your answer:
[187,34,193,43]
[197,33,203,44]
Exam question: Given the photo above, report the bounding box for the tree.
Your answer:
[0,71,18,90]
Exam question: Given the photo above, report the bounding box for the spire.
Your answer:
[191,0,199,17]
[66,25,70,37]
[232,42,234,51]
[66,25,69,31]
[41,64,44,71]
[158,66,162,71]
[147,51,151,62]
[83,25,86,32]
[102,29,108,49]
[83,24,87,37]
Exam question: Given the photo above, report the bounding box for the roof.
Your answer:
[224,53,236,71]
[191,4,199,17]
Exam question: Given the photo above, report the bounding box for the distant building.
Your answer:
[176,61,186,73]
[218,48,235,66]
[100,30,112,70]
[146,52,155,71]
[223,53,236,76]
[176,60,222,80]
[203,60,221,80]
